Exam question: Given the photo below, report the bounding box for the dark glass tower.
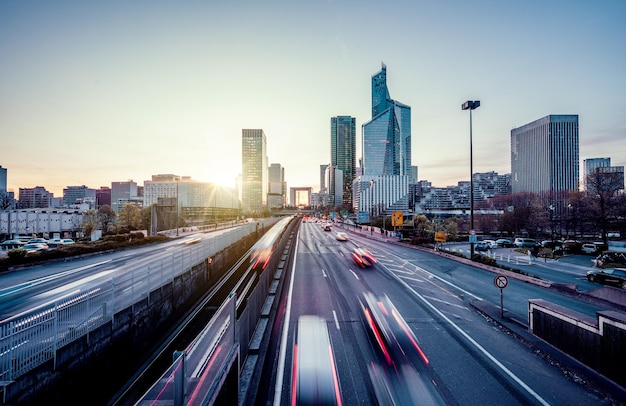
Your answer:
[330,116,356,208]
[363,64,411,177]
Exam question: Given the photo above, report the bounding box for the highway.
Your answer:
[1,219,623,405]
[259,221,615,405]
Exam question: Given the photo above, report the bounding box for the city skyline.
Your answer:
[2,1,625,198]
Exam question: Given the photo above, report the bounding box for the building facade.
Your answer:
[63,185,96,208]
[111,181,139,213]
[242,129,268,215]
[18,186,54,209]
[511,115,579,197]
[330,116,357,208]
[362,64,412,178]
[267,163,286,209]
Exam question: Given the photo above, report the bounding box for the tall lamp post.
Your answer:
[175,177,180,236]
[369,179,374,235]
[462,100,480,258]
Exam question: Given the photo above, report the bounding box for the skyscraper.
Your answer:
[362,64,412,177]
[511,115,579,197]
[242,129,268,215]
[355,64,412,216]
[267,163,285,209]
[330,116,356,208]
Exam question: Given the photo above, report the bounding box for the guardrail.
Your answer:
[0,223,257,384]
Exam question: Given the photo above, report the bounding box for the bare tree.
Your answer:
[584,168,624,245]
[97,205,117,234]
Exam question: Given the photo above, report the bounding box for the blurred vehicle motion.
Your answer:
[292,315,342,406]
[359,292,446,405]
[352,248,377,268]
[249,218,291,271]
[335,232,348,241]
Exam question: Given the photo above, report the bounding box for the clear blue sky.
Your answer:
[2,1,625,198]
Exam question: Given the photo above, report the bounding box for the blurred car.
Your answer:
[62,238,75,245]
[335,232,348,241]
[495,238,513,248]
[21,243,49,253]
[474,242,489,252]
[581,244,598,255]
[358,291,429,368]
[292,315,342,406]
[586,268,626,290]
[323,225,332,231]
[352,248,377,267]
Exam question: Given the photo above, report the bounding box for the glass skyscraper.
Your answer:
[362,64,412,177]
[242,129,268,215]
[330,116,356,208]
[511,115,579,197]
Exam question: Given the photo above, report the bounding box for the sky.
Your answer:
[1,1,625,199]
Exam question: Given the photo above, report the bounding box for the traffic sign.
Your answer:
[494,275,508,289]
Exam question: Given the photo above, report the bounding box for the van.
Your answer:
[514,238,537,248]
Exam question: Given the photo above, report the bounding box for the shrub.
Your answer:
[7,248,27,259]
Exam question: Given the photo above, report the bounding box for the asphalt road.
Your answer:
[264,222,614,405]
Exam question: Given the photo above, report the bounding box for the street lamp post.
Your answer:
[462,100,480,259]
[369,179,374,235]
[175,177,180,236]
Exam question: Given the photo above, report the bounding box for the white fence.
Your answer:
[0,223,257,383]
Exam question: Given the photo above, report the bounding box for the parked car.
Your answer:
[514,238,537,248]
[0,239,25,250]
[474,242,489,252]
[482,240,498,249]
[586,268,626,290]
[593,251,626,269]
[335,232,348,241]
[27,238,48,244]
[495,238,513,248]
[21,243,49,253]
[581,244,598,255]
[62,238,75,244]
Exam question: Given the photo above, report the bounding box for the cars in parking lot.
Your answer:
[482,240,498,249]
[474,242,489,252]
[27,238,49,245]
[581,244,598,254]
[21,243,49,253]
[514,238,537,248]
[495,238,513,248]
[0,240,25,250]
[586,268,626,289]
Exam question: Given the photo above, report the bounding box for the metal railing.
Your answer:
[0,223,257,383]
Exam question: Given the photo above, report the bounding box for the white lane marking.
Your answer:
[274,230,300,406]
[409,264,482,301]
[349,269,360,280]
[391,267,550,405]
[422,294,471,311]
[322,269,328,278]
[399,275,425,283]
[333,310,340,330]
